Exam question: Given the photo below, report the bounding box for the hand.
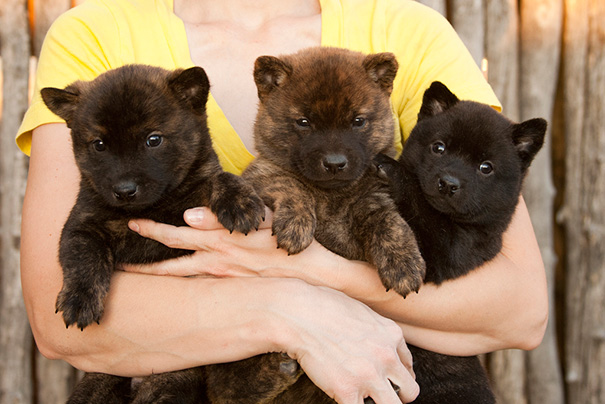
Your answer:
[124,207,346,286]
[279,284,419,403]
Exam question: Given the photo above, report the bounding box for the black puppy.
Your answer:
[376,81,546,404]
[41,64,266,403]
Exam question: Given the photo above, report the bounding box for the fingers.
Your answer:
[183,206,273,230]
[128,219,206,250]
[396,338,415,380]
[362,377,419,404]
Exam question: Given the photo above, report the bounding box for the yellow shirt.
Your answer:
[17,0,500,175]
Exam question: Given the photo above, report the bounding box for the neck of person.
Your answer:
[174,0,321,30]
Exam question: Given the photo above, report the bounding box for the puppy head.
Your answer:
[403,81,546,222]
[41,65,211,210]
[252,47,399,189]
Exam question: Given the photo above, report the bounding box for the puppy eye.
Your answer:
[431,141,445,155]
[296,118,311,127]
[479,161,494,175]
[146,132,163,148]
[92,139,106,152]
[352,117,367,128]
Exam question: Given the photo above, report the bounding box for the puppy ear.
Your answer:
[253,56,293,101]
[417,81,460,121]
[512,118,547,172]
[362,52,399,94]
[168,67,210,112]
[40,83,84,125]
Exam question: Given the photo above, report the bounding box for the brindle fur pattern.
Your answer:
[204,47,425,404]
[375,81,546,404]
[244,47,425,296]
[42,64,269,403]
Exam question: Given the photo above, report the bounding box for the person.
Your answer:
[17,0,548,403]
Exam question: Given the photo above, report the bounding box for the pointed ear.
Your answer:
[417,81,460,121]
[253,55,293,101]
[362,52,398,94]
[512,118,547,171]
[40,83,83,125]
[168,67,210,112]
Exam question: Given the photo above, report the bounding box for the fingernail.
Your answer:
[185,208,205,224]
[128,221,140,233]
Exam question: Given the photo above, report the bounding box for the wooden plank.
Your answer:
[518,0,565,403]
[0,0,33,403]
[448,0,484,66]
[561,0,605,402]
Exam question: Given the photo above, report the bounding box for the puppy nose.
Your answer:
[322,154,348,174]
[113,181,138,201]
[438,175,460,196]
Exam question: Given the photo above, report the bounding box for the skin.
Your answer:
[21,0,547,403]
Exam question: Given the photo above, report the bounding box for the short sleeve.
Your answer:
[384,1,501,141]
[16,3,121,155]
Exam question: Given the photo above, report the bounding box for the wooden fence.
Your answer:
[0,0,603,403]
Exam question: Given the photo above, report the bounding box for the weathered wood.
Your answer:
[482,1,528,402]
[561,0,605,402]
[518,0,565,403]
[484,0,519,119]
[0,0,33,403]
[448,0,484,66]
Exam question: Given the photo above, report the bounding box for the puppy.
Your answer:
[42,64,265,403]
[375,81,546,403]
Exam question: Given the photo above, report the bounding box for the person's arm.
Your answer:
[21,123,419,404]
[128,197,548,356]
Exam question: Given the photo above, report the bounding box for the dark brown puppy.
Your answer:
[375,81,546,404]
[244,46,425,297]
[41,64,266,403]
[216,46,425,404]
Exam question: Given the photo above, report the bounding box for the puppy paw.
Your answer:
[56,286,106,330]
[211,173,266,235]
[272,209,316,255]
[377,248,425,297]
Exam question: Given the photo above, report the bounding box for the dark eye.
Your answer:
[352,116,366,128]
[146,132,163,148]
[92,139,106,152]
[431,141,445,155]
[296,117,311,127]
[479,161,493,175]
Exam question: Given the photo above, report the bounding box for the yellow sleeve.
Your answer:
[16,3,123,155]
[384,1,501,142]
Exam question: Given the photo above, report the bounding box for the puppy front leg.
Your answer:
[353,196,425,297]
[259,177,317,255]
[56,222,114,330]
[207,172,266,235]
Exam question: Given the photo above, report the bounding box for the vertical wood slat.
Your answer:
[0,0,33,403]
[562,0,605,402]
[518,1,565,403]
[448,0,484,66]
[483,1,527,402]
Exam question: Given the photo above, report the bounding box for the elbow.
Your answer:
[29,314,71,361]
[517,302,548,351]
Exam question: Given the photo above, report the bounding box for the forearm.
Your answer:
[330,198,548,355]
[24,261,292,376]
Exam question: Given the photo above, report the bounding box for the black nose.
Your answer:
[322,154,348,174]
[113,181,138,201]
[438,175,460,196]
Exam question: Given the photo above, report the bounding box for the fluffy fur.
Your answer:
[41,64,267,403]
[225,46,426,403]
[375,81,547,403]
